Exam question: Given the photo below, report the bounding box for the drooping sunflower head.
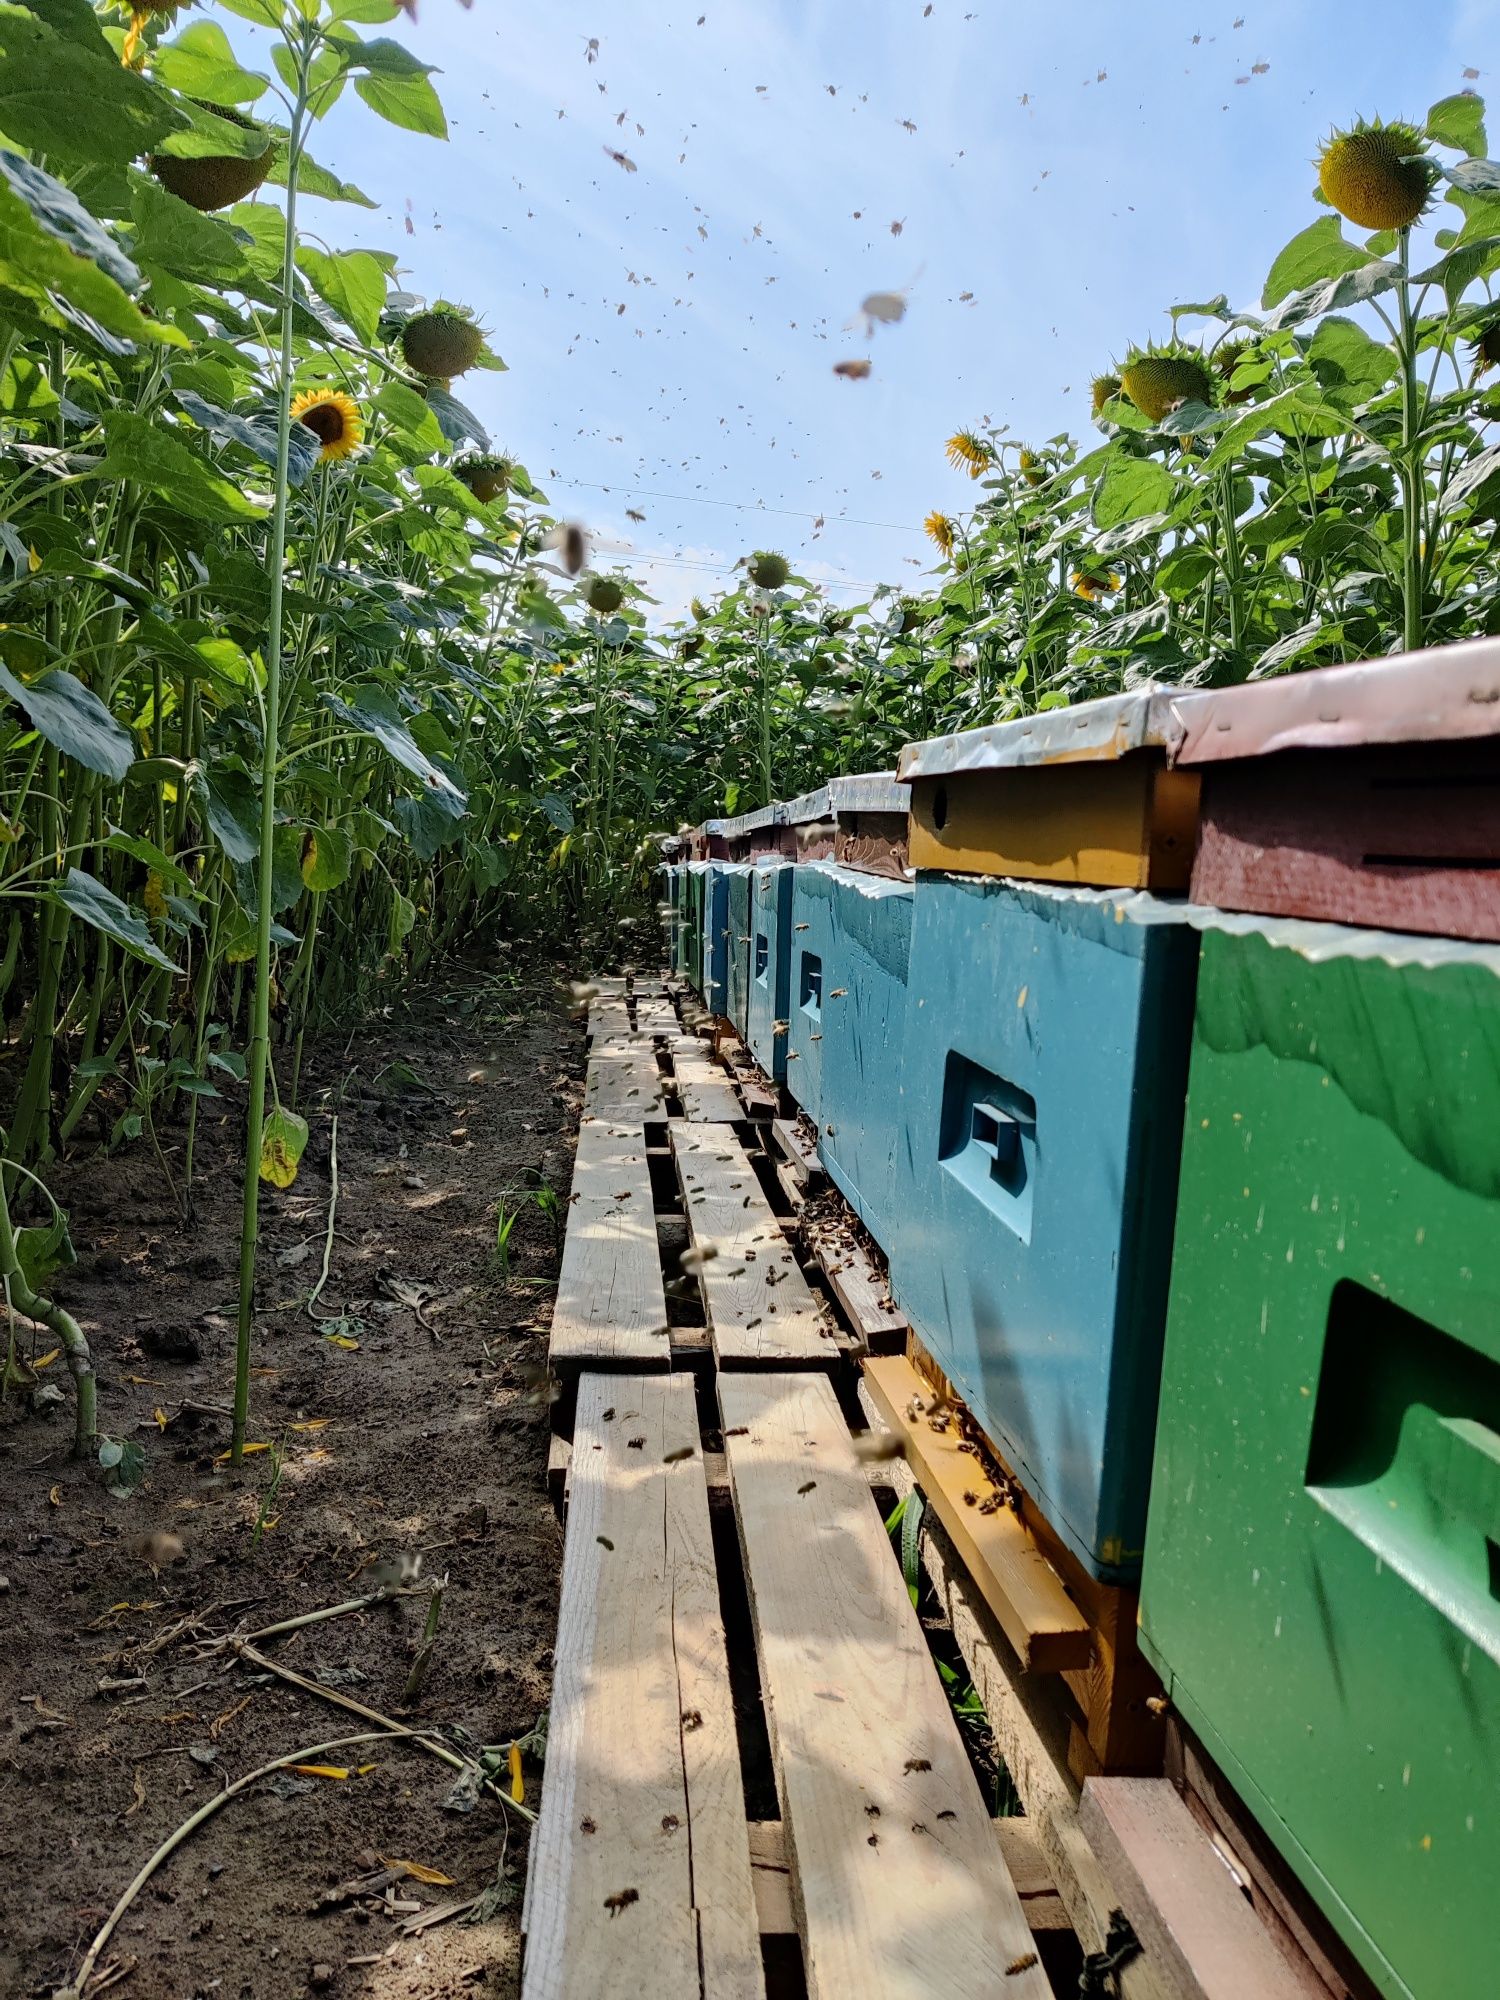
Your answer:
[290,388,364,464]
[924,511,957,557]
[1119,342,1216,425]
[895,596,932,635]
[150,105,276,211]
[123,0,179,67]
[1018,447,1045,489]
[1317,118,1431,233]
[452,452,515,504]
[584,574,627,616]
[1212,339,1260,406]
[747,549,790,590]
[1071,568,1122,601]
[400,305,485,381]
[945,429,995,479]
[1090,374,1122,417]
[690,596,710,622]
[1468,319,1500,375]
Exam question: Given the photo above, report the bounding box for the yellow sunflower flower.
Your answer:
[1071,568,1122,601]
[1019,448,1044,488]
[924,511,957,556]
[123,0,178,67]
[945,430,994,479]
[290,388,364,464]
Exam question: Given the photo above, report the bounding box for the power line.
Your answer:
[607,549,884,593]
[547,474,922,537]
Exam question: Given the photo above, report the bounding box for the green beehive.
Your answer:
[1140,913,1500,2000]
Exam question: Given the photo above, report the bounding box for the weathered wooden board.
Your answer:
[810,1235,906,1350]
[671,1037,744,1122]
[552,1117,667,1368]
[634,995,681,1038]
[1079,1778,1327,2000]
[670,1124,839,1367]
[745,1817,1068,1938]
[719,1371,1051,2000]
[523,1373,764,2000]
[583,1042,667,1120]
[854,1379,1168,2000]
[587,997,635,1041]
[864,1355,1091,1674]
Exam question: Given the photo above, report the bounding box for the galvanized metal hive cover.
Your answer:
[898,686,1178,779]
[1163,637,1500,764]
[829,770,910,815]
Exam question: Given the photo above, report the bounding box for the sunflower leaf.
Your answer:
[422,384,490,451]
[1426,94,1487,160]
[0,150,182,350]
[153,20,270,106]
[0,659,134,779]
[296,245,386,345]
[320,683,466,816]
[46,869,179,974]
[0,6,187,166]
[174,389,321,486]
[130,177,247,282]
[101,411,269,523]
[1261,216,1371,309]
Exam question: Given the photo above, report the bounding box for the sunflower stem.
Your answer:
[233,28,314,1467]
[1395,229,1425,655]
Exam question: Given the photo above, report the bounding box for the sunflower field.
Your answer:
[3,1,1500,1471]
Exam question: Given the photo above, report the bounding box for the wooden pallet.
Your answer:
[670,1122,840,1368]
[876,1341,1165,1779]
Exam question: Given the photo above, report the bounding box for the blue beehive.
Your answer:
[891,876,1198,1581]
[723,862,753,1035]
[790,864,914,1250]
[694,861,728,1013]
[787,871,830,1123]
[746,861,794,1081]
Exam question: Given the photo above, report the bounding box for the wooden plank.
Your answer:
[769,1118,823,1187]
[670,1037,744,1123]
[524,1373,764,2000]
[550,1198,670,1368]
[634,995,681,1038]
[719,1371,1051,2000]
[551,1122,667,1369]
[863,1355,1091,1674]
[745,1819,1069,1938]
[670,1124,839,1367]
[810,1235,906,1351]
[855,1380,1167,2000]
[1079,1778,1327,2000]
[584,1042,667,1120]
[588,997,635,1040]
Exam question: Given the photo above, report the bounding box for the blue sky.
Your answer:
[238,0,1498,619]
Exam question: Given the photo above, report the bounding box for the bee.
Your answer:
[834,357,872,380]
[662,1445,695,1464]
[1005,1952,1039,1977]
[604,1887,639,1916]
[829,987,848,998]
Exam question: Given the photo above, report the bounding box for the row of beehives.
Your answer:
[663,639,1500,2000]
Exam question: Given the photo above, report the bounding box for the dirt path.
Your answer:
[1,963,580,2000]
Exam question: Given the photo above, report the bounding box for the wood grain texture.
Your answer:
[551,1119,668,1368]
[811,1237,907,1350]
[1079,1778,1327,2000]
[670,1124,839,1366]
[863,1356,1090,1673]
[523,1373,764,2000]
[719,1371,1051,2000]
[670,1038,745,1122]
[635,996,682,1038]
[584,1042,668,1119]
[906,758,1199,890]
[855,1379,1167,2000]
[745,1818,1068,1936]
[1190,744,1500,942]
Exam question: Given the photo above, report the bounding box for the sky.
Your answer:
[233,0,1499,621]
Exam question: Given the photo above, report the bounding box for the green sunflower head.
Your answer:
[1316,118,1432,233]
[584,574,627,616]
[452,452,515,503]
[1119,342,1216,425]
[747,550,790,590]
[400,305,485,381]
[1090,373,1122,417]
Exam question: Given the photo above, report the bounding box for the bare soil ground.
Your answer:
[1,960,581,2000]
